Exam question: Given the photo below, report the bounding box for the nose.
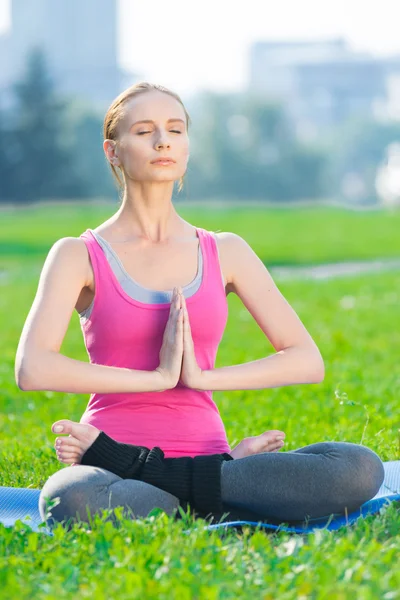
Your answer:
[155,131,171,149]
[156,140,170,150]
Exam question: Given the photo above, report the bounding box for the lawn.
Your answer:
[1,202,399,599]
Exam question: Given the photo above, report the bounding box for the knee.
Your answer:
[334,443,385,509]
[39,467,89,530]
[39,465,119,530]
[356,445,385,500]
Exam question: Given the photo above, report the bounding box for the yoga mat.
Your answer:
[1,461,399,536]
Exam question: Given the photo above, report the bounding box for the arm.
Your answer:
[80,430,234,517]
[15,238,168,393]
[198,233,325,392]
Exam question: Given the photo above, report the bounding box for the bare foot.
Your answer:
[229,430,286,459]
[52,419,101,465]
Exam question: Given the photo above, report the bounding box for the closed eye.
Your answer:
[138,130,182,135]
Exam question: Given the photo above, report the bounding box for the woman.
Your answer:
[15,82,384,530]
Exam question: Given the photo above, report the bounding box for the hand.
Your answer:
[155,287,184,390]
[178,288,204,390]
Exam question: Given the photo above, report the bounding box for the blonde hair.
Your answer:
[103,82,191,198]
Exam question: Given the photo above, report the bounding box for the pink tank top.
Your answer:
[77,227,231,458]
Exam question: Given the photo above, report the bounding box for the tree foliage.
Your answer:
[1,48,399,205]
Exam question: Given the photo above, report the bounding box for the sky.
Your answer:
[1,0,400,95]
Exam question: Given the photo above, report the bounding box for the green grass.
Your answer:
[1,203,400,599]
[1,201,400,264]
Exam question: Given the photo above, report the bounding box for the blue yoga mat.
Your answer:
[1,461,399,536]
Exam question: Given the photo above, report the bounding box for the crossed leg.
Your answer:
[38,465,181,530]
[39,440,384,530]
[220,440,385,523]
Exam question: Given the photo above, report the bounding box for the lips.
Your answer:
[151,158,176,164]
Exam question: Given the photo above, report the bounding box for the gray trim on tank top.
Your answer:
[79,230,204,320]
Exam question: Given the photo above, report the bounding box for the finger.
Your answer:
[179,304,185,341]
[165,291,175,334]
[183,320,191,347]
[170,287,177,310]
[177,291,187,338]
[172,289,179,312]
[177,308,183,328]
[181,299,189,325]
[170,288,179,314]
[183,306,193,344]
[178,291,184,310]
[171,289,181,321]
[165,289,177,332]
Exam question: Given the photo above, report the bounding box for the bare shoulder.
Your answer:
[212,231,246,255]
[211,231,266,294]
[213,231,242,244]
[48,236,92,288]
[211,231,244,290]
[48,236,88,260]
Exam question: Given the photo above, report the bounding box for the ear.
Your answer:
[103,139,120,166]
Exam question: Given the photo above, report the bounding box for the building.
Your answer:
[249,38,400,139]
[0,0,138,112]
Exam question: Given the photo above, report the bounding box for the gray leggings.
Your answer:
[38,441,385,530]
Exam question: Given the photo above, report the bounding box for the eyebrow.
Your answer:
[130,118,185,128]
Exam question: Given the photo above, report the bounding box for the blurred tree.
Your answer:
[0,57,336,205]
[0,110,14,203]
[186,91,327,202]
[325,117,400,205]
[64,101,117,201]
[1,47,86,203]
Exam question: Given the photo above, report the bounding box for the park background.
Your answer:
[1,1,400,598]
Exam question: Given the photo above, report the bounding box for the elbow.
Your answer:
[15,371,33,391]
[15,376,26,390]
[313,364,325,383]
[298,344,325,383]
[311,353,325,383]
[16,352,52,391]
[15,359,36,391]
[17,381,30,391]
[15,365,26,390]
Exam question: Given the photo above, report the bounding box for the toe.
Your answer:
[51,419,73,434]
